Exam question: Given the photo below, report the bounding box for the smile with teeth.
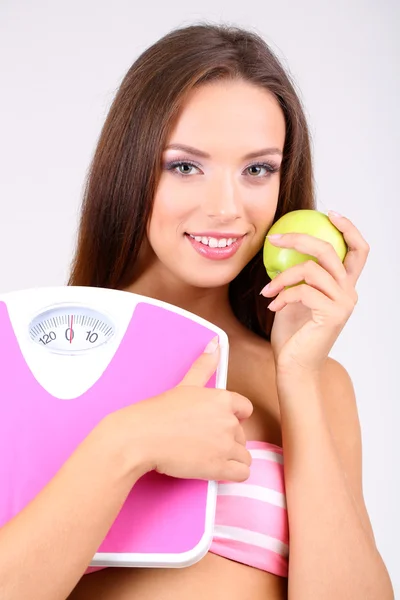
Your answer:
[188,234,238,248]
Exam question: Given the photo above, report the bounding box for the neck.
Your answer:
[123,269,241,335]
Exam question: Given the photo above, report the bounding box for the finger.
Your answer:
[223,460,251,483]
[178,336,220,387]
[261,259,342,302]
[267,232,347,285]
[327,212,370,286]
[229,391,254,421]
[230,443,252,467]
[234,425,247,446]
[268,282,333,313]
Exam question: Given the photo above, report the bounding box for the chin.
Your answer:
[174,264,244,289]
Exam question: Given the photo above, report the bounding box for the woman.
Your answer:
[1,23,393,600]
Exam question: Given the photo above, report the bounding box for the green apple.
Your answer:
[263,209,347,280]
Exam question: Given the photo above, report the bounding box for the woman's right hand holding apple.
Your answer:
[103,337,254,483]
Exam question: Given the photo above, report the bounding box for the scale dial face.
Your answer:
[28,304,116,354]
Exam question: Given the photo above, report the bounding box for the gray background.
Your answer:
[0,0,398,592]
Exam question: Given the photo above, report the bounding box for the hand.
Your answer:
[260,211,370,376]
[109,338,253,482]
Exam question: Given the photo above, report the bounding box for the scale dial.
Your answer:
[29,304,116,354]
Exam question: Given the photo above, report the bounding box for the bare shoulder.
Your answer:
[318,357,363,476]
[319,357,360,442]
[229,332,377,542]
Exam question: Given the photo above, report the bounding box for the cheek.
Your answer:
[248,195,279,236]
[244,175,280,220]
[149,198,181,237]
[150,178,196,229]
[147,187,193,248]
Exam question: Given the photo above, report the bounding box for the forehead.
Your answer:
[166,80,286,152]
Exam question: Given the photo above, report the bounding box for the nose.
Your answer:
[202,172,241,222]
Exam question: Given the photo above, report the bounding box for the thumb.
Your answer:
[178,336,220,388]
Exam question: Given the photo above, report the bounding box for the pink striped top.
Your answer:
[209,440,288,577]
[86,440,288,578]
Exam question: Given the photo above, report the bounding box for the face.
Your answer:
[146,79,286,289]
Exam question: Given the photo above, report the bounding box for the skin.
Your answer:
[129,78,285,331]
[68,79,292,599]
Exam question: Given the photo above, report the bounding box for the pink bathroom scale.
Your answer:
[0,286,229,568]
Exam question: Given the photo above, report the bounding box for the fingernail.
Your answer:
[260,282,272,295]
[204,336,219,354]
[328,210,342,218]
[267,234,283,240]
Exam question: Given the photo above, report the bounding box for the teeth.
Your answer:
[189,235,238,247]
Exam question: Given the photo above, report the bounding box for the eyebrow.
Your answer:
[165,143,283,160]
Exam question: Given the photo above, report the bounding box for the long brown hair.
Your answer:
[68,22,316,340]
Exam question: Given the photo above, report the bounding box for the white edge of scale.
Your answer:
[0,285,228,568]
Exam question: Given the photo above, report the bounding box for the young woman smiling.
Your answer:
[0,22,394,600]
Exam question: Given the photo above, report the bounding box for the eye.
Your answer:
[244,162,280,178]
[164,160,201,177]
[163,159,281,179]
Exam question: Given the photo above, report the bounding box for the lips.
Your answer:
[186,232,245,239]
[185,232,246,260]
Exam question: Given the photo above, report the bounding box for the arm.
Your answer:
[0,343,251,600]
[276,358,394,600]
[0,415,149,600]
